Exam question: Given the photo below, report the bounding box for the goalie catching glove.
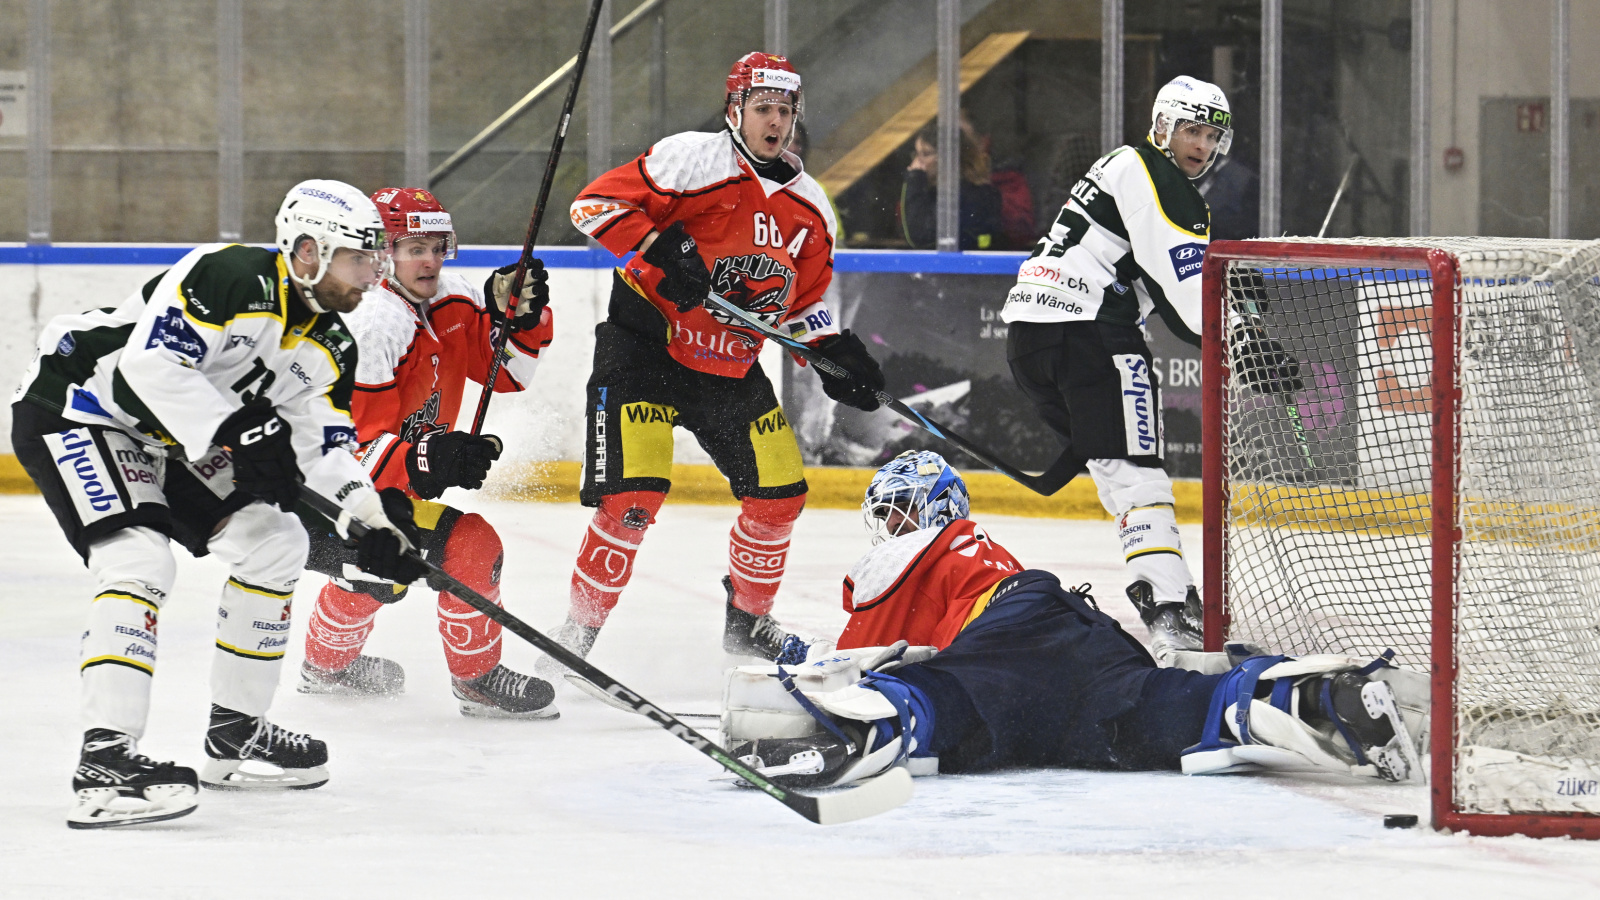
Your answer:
[812,330,886,411]
[214,404,301,512]
[1231,320,1302,395]
[406,430,503,500]
[336,486,429,588]
[485,258,550,333]
[641,221,713,313]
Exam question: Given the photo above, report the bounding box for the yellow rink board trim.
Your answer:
[0,454,1199,522]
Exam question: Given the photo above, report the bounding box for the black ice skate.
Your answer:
[723,576,797,660]
[202,705,329,791]
[297,655,405,696]
[532,616,601,681]
[1126,581,1204,663]
[1300,671,1421,782]
[68,729,199,829]
[728,727,867,789]
[452,664,559,719]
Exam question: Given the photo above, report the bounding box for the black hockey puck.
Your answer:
[1384,814,1419,829]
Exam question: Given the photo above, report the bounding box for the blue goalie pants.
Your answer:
[891,570,1222,773]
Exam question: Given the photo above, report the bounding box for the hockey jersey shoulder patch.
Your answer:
[1132,142,1210,237]
[343,287,419,386]
[845,526,945,612]
[433,270,487,309]
[641,131,744,195]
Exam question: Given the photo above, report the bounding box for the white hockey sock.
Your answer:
[1117,504,1193,606]
[211,578,294,716]
[81,528,175,739]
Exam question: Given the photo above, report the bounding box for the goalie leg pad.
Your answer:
[568,491,664,628]
[727,494,806,617]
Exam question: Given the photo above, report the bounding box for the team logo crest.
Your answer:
[413,190,434,203]
[707,254,795,338]
[400,390,444,444]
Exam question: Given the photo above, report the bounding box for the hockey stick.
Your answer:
[298,486,912,825]
[470,0,607,436]
[702,292,1067,495]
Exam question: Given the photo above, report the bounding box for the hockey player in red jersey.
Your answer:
[297,187,560,718]
[548,51,886,667]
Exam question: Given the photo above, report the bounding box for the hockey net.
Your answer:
[1202,237,1600,838]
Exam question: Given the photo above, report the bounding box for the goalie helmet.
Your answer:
[370,187,457,259]
[274,180,390,308]
[861,450,971,545]
[724,51,803,156]
[1149,76,1233,177]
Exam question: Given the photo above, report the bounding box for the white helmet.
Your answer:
[1149,76,1233,177]
[274,180,389,309]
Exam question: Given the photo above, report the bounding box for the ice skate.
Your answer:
[452,664,559,719]
[1126,581,1204,664]
[1301,670,1421,783]
[297,655,405,696]
[723,576,797,660]
[67,729,199,829]
[201,705,329,791]
[533,616,601,681]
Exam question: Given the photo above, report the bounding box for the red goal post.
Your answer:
[1201,237,1600,839]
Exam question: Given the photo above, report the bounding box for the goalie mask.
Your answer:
[724,51,803,158]
[1149,76,1233,178]
[862,450,971,545]
[274,180,391,311]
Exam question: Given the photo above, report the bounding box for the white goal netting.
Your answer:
[1215,237,1600,819]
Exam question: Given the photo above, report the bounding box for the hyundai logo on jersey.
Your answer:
[322,425,359,454]
[1168,243,1207,281]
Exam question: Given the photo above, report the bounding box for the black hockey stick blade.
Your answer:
[471,0,607,435]
[299,486,912,825]
[701,292,1061,495]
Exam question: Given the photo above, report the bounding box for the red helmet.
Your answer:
[370,187,457,259]
[725,52,803,117]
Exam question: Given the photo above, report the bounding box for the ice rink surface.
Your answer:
[4,494,1600,899]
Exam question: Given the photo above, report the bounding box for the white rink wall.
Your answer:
[0,252,785,468]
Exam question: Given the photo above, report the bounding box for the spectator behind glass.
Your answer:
[899,121,1002,250]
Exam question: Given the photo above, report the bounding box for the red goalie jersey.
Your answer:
[343,270,554,495]
[838,519,1024,651]
[570,130,840,378]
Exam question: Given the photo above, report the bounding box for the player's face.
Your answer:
[1168,120,1224,177]
[312,247,388,313]
[882,506,918,538]
[734,92,795,162]
[392,235,449,300]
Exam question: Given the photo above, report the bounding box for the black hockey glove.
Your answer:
[406,430,503,500]
[214,405,302,512]
[1231,321,1304,395]
[353,488,429,588]
[813,330,886,412]
[484,258,550,333]
[641,221,713,313]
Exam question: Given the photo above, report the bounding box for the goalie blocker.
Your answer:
[723,571,1429,789]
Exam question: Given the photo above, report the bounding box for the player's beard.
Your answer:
[310,272,369,313]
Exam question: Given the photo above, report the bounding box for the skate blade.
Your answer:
[296,678,404,697]
[457,699,560,720]
[67,784,198,829]
[200,759,329,791]
[1361,681,1424,784]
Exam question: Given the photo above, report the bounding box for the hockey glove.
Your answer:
[344,487,429,588]
[1231,321,1303,395]
[485,258,550,333]
[214,404,302,512]
[813,330,886,412]
[406,430,503,500]
[641,221,713,313]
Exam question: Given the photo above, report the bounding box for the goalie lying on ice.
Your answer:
[723,450,1428,788]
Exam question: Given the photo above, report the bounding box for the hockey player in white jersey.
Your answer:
[1000,76,1300,662]
[11,180,429,828]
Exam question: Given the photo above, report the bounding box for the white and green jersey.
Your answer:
[15,243,374,503]
[1001,140,1210,345]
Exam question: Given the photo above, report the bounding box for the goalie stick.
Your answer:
[298,486,911,825]
[470,0,606,435]
[702,292,1069,495]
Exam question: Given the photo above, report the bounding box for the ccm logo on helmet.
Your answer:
[1168,243,1207,281]
[239,417,283,445]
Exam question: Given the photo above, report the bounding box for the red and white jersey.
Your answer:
[838,519,1024,651]
[570,130,840,378]
[343,269,553,495]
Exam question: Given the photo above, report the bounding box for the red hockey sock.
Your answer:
[304,580,386,673]
[436,512,504,682]
[569,491,664,628]
[727,494,806,617]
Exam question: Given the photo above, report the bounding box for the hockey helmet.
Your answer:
[275,179,390,310]
[724,51,803,155]
[1149,76,1233,177]
[862,450,971,545]
[371,187,457,260]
